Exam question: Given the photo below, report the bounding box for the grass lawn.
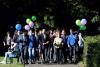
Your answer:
[0,56,24,67]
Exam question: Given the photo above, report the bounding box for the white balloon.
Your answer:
[81,19,87,25]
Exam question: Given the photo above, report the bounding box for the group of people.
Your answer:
[0,28,84,64]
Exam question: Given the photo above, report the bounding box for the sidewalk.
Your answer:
[25,64,79,67]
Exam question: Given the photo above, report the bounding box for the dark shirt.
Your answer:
[40,33,50,47]
[29,35,36,48]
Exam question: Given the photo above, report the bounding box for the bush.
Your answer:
[79,35,100,67]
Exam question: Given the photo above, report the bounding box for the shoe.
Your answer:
[32,61,35,64]
[68,60,72,64]
[49,61,52,63]
[25,62,29,64]
[0,61,6,64]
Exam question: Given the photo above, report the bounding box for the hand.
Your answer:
[46,41,49,44]
[62,43,64,45]
[43,43,45,45]
[3,42,6,46]
[11,46,13,49]
[68,44,70,47]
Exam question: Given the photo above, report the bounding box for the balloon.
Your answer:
[26,18,31,24]
[75,19,81,26]
[32,16,36,21]
[24,25,30,30]
[79,25,86,30]
[15,24,22,31]
[81,18,87,25]
[29,22,34,28]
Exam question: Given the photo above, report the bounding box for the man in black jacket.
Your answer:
[40,29,50,63]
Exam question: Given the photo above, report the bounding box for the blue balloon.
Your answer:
[15,24,22,31]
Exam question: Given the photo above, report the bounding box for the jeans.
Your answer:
[49,45,53,61]
[69,45,76,61]
[44,46,50,62]
[4,52,12,63]
[53,46,57,61]
[53,47,63,63]
[18,43,23,63]
[21,45,28,64]
[28,48,35,63]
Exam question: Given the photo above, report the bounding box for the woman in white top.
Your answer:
[3,32,12,52]
[0,40,17,64]
[53,31,63,63]
[78,33,84,48]
[78,32,84,58]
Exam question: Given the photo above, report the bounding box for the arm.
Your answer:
[11,43,17,49]
[3,37,6,46]
[53,38,56,45]
[81,37,84,42]
[67,36,70,47]
[3,41,6,46]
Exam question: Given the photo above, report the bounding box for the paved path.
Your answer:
[25,64,79,67]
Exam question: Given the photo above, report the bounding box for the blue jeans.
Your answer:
[18,43,23,63]
[28,48,35,63]
[69,45,76,61]
[4,52,13,63]
[44,46,50,62]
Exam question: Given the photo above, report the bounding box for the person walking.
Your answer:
[21,31,29,64]
[67,29,76,63]
[53,30,63,64]
[28,30,36,64]
[78,32,84,59]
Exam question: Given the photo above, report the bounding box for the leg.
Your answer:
[53,47,57,62]
[32,48,35,63]
[44,47,47,62]
[73,46,76,62]
[24,46,28,64]
[28,48,32,63]
[49,47,52,62]
[68,46,72,63]
[0,52,12,64]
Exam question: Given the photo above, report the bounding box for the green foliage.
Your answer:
[79,35,100,67]
[91,15,100,23]
[67,0,89,17]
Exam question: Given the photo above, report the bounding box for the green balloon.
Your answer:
[79,25,86,30]
[26,18,31,24]
[76,19,81,26]
[32,16,36,21]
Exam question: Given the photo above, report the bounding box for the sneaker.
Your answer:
[0,61,6,64]
[49,61,52,63]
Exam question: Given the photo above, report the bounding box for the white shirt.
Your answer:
[53,37,63,48]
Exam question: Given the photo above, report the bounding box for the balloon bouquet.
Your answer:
[15,16,37,31]
[75,18,87,30]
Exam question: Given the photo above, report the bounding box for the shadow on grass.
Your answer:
[87,43,100,67]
